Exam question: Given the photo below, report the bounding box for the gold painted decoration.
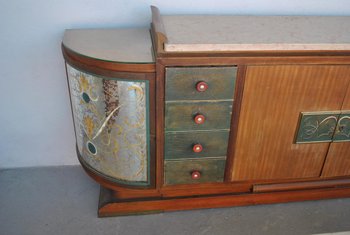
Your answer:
[66,64,149,185]
[296,111,350,143]
[333,112,350,142]
[295,112,340,143]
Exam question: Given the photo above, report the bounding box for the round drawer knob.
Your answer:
[196,81,208,92]
[191,171,201,180]
[194,114,205,124]
[192,144,203,153]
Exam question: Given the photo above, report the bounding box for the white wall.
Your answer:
[1,0,350,168]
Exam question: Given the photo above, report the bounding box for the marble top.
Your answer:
[63,28,154,63]
[162,15,350,52]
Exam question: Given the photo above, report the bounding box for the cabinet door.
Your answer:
[67,64,152,186]
[322,89,350,178]
[231,65,350,181]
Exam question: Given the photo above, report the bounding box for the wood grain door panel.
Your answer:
[231,65,350,181]
[322,85,350,177]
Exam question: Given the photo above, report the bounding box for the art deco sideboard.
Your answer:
[62,6,350,217]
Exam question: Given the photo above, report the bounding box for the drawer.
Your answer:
[165,130,230,159]
[165,67,237,101]
[165,101,233,131]
[164,158,226,185]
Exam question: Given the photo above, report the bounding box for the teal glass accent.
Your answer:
[82,92,90,103]
[87,142,97,155]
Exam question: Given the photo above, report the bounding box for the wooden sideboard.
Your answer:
[62,6,350,217]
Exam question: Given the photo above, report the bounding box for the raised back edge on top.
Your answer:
[151,6,168,54]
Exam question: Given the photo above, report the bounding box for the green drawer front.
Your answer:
[165,67,237,101]
[164,158,226,185]
[165,101,233,131]
[165,130,229,159]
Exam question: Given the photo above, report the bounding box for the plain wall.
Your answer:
[1,0,350,168]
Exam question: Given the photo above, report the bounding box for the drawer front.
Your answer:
[164,158,226,185]
[165,130,229,159]
[165,101,233,131]
[165,67,237,101]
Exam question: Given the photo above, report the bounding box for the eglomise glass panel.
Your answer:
[66,64,150,186]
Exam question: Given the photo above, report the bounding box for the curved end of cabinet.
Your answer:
[62,28,155,73]
[62,28,156,190]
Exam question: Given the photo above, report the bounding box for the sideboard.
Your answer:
[62,6,350,217]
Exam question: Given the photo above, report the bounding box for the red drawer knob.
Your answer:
[192,144,203,153]
[194,114,205,124]
[191,171,201,180]
[196,81,208,92]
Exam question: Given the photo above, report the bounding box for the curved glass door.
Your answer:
[66,64,150,186]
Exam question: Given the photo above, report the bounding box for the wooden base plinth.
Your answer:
[98,185,350,217]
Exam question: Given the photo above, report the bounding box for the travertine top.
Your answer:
[63,28,154,63]
[162,15,350,52]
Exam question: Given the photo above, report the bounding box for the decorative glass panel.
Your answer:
[66,64,150,185]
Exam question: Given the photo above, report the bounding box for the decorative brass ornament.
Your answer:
[333,112,350,142]
[295,112,340,143]
[295,111,350,143]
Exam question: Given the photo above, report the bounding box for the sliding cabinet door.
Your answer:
[231,65,350,181]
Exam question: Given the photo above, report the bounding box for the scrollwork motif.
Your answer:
[296,113,339,143]
[333,115,350,141]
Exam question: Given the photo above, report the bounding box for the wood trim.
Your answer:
[160,175,350,187]
[253,179,350,193]
[147,72,157,188]
[62,44,155,73]
[160,182,251,197]
[65,62,154,81]
[151,6,167,54]
[157,56,350,66]
[225,65,246,181]
[155,62,166,190]
[157,50,350,59]
[158,175,350,196]
[98,185,350,217]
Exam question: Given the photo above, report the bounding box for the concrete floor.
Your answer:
[0,166,350,235]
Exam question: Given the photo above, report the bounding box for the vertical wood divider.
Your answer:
[225,65,247,182]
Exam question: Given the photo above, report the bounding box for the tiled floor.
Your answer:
[0,166,349,235]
